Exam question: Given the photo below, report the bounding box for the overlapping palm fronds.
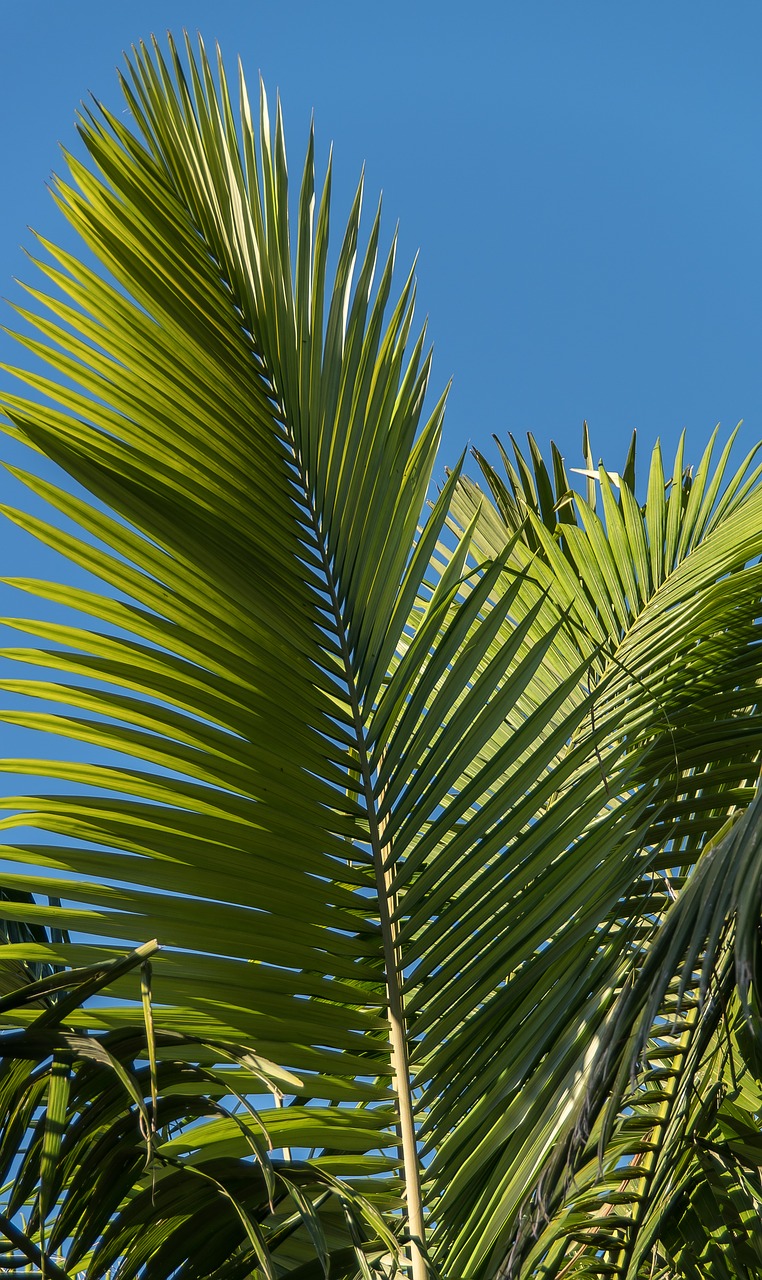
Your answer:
[0,34,761,1280]
[443,432,762,1277]
[0,940,394,1279]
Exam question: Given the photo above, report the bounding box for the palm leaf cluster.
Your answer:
[0,33,760,1280]
[0,943,392,1278]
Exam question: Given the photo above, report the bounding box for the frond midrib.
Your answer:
[278,404,428,1277]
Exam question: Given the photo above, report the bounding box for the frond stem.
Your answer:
[302,477,427,1280]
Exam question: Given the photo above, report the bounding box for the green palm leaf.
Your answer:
[0,32,451,1277]
[443,432,762,1277]
[0,32,568,1279]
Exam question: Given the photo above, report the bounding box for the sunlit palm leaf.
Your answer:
[0,32,586,1280]
[441,431,762,1276]
[0,32,451,1275]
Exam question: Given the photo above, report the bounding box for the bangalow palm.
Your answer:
[0,33,760,1280]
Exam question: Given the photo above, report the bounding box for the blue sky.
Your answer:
[2,1,762,484]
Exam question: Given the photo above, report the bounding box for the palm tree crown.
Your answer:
[0,33,761,1280]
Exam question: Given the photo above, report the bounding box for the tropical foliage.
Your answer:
[0,33,760,1280]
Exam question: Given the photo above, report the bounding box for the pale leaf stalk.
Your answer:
[312,522,427,1280]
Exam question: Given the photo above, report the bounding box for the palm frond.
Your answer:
[439,430,762,1277]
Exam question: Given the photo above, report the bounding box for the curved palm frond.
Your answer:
[0,32,453,1277]
[435,430,762,1276]
[0,33,597,1280]
[516,788,762,1279]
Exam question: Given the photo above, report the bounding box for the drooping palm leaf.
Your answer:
[0,943,395,1279]
[514,791,762,1279]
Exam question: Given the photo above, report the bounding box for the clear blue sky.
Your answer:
[1,2,762,489]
